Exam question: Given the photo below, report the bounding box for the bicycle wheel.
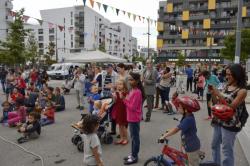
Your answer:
[144,157,171,166]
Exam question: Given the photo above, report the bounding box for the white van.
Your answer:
[47,63,82,79]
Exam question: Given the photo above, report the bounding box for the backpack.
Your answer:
[239,103,249,128]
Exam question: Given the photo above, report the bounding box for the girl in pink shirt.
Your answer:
[123,72,145,165]
[197,73,205,100]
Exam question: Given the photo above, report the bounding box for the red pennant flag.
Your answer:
[96,2,101,10]
[22,15,30,23]
[48,22,54,29]
[89,0,94,8]
[58,25,65,32]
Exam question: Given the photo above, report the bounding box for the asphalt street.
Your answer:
[0,80,248,166]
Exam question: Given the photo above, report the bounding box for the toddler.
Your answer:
[88,86,101,113]
[40,102,55,126]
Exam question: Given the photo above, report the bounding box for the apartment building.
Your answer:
[157,0,250,63]
[23,6,133,61]
[0,0,13,43]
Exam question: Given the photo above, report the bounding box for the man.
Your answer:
[185,65,193,92]
[0,67,7,93]
[73,68,86,110]
[102,64,118,135]
[142,59,158,122]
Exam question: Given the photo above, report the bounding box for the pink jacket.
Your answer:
[124,88,142,122]
[197,75,205,88]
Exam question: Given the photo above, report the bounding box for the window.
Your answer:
[39,49,44,55]
[71,35,73,40]
[38,29,43,34]
[71,42,73,48]
[71,12,73,18]
[49,35,54,41]
[71,19,73,25]
[38,36,44,41]
[39,43,44,48]
[64,18,66,23]
[49,28,55,34]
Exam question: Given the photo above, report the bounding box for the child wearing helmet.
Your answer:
[160,96,201,166]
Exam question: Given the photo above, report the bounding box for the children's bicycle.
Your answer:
[144,137,219,166]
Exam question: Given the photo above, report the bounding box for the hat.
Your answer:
[106,64,113,68]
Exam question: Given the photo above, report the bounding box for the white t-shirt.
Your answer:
[83,133,102,166]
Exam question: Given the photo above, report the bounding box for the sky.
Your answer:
[13,0,160,49]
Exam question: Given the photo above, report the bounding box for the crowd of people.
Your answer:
[0,62,248,166]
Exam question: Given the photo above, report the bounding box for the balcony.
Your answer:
[163,34,181,39]
[5,1,13,9]
[189,5,208,11]
[189,33,206,39]
[5,15,13,22]
[189,14,209,20]
[216,2,238,9]
[211,23,236,29]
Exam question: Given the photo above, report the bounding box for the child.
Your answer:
[10,87,24,105]
[8,98,26,127]
[88,85,101,113]
[160,96,201,166]
[197,73,205,100]
[54,87,65,112]
[93,100,102,115]
[62,79,72,94]
[40,102,55,126]
[0,101,11,124]
[17,112,41,144]
[112,79,128,145]
[81,114,104,166]
[123,72,145,165]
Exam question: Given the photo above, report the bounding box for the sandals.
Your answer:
[114,140,123,145]
[121,140,128,145]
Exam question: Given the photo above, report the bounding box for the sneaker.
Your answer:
[124,156,138,165]
[144,118,150,122]
[123,155,132,161]
[17,137,28,144]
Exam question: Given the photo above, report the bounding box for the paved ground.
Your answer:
[0,80,249,166]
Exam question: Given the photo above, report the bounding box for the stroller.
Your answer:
[71,98,114,152]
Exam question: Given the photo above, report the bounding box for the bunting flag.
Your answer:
[96,2,101,10]
[111,6,115,13]
[116,8,120,16]
[127,12,131,19]
[36,19,43,26]
[150,19,153,25]
[122,10,126,15]
[83,0,87,6]
[154,21,157,26]
[146,18,149,23]
[133,14,136,22]
[48,22,54,29]
[103,4,108,13]
[142,17,145,23]
[58,25,65,32]
[89,0,94,8]
[138,16,141,21]
[68,27,74,33]
[22,15,30,23]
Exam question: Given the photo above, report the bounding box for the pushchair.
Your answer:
[71,98,114,152]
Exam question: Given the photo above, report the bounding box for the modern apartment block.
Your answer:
[157,0,250,63]
[0,0,13,43]
[24,6,133,61]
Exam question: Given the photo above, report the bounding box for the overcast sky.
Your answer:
[13,0,159,48]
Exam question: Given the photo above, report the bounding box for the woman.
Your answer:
[91,67,102,94]
[209,64,247,166]
[159,67,172,113]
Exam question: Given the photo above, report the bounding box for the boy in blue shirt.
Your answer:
[88,85,101,113]
[161,96,201,166]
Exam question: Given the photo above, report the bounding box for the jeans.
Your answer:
[40,118,54,126]
[186,77,193,92]
[145,95,154,120]
[211,125,237,166]
[129,122,140,159]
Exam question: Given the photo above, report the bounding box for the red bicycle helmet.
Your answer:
[174,96,200,113]
[211,104,234,121]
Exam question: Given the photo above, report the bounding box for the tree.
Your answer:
[176,52,185,67]
[44,41,56,65]
[99,42,106,52]
[24,33,39,64]
[0,8,28,65]
[221,29,250,63]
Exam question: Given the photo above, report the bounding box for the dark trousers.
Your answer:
[146,95,154,120]
[129,122,140,158]
[111,119,116,133]
[1,80,5,93]
[206,93,212,116]
[155,87,160,108]
[197,87,204,97]
[159,87,170,104]
[186,77,193,92]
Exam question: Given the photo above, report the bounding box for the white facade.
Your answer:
[0,0,13,43]
[23,6,134,61]
[131,37,138,56]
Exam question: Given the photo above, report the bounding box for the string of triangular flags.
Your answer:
[81,0,157,26]
[9,11,75,34]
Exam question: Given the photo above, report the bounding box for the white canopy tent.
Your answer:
[64,50,127,63]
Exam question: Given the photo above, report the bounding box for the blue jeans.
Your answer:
[40,118,54,126]
[129,122,140,159]
[159,86,170,104]
[211,125,237,166]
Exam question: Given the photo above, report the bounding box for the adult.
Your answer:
[73,67,86,110]
[154,64,162,109]
[159,67,172,113]
[102,64,118,135]
[41,69,49,87]
[54,87,65,112]
[6,69,16,101]
[193,67,200,93]
[142,59,158,122]
[185,65,193,92]
[202,70,220,120]
[0,67,7,93]
[91,67,102,94]
[209,64,247,166]
[117,63,129,89]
